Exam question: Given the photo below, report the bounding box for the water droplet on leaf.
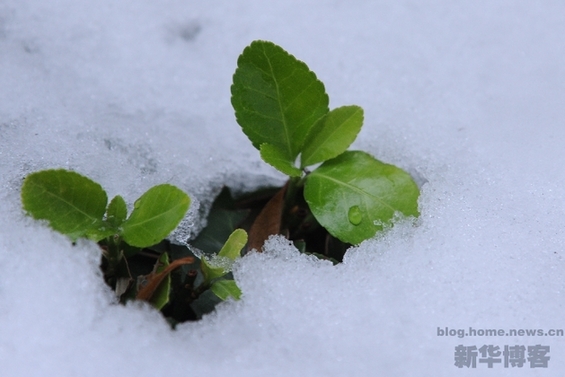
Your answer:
[348,205,362,225]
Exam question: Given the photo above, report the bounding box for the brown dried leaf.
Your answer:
[136,256,194,302]
[248,183,288,251]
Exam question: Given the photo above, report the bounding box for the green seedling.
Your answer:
[200,228,246,300]
[21,169,245,323]
[231,40,420,248]
[21,169,189,246]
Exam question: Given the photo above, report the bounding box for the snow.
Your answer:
[1,0,565,375]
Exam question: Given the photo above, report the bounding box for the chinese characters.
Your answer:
[454,345,550,368]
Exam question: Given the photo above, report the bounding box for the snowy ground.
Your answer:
[1,1,564,376]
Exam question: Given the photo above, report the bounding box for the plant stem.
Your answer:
[104,234,123,269]
[285,175,305,204]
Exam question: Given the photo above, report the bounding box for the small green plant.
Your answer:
[230,40,420,251]
[21,169,189,245]
[21,169,243,324]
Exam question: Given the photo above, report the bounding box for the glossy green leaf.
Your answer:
[121,184,190,248]
[231,40,329,162]
[218,228,248,260]
[149,252,171,310]
[210,279,242,301]
[260,143,302,177]
[301,105,364,167]
[21,169,107,241]
[106,195,127,228]
[304,151,420,244]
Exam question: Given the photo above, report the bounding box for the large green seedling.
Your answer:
[232,40,420,245]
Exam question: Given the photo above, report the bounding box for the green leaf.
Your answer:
[301,105,364,167]
[89,195,128,241]
[84,224,117,241]
[210,279,242,301]
[149,252,171,310]
[200,257,227,283]
[260,143,302,177]
[304,151,420,245]
[21,169,108,241]
[200,229,246,283]
[231,40,329,162]
[106,195,127,228]
[218,228,248,260]
[121,184,190,248]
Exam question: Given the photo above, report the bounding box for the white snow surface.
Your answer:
[1,1,565,376]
